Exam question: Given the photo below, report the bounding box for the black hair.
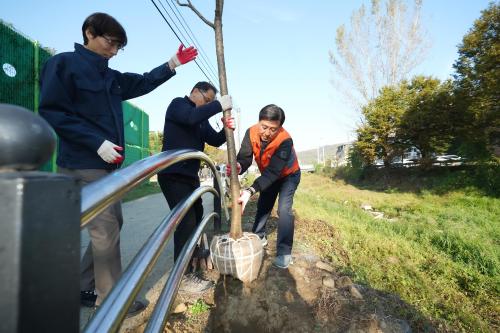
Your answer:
[259,104,285,126]
[191,81,219,94]
[191,81,218,94]
[82,13,127,47]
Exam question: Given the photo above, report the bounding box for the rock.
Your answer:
[315,261,334,273]
[301,253,320,263]
[336,276,353,288]
[372,211,384,219]
[361,204,373,211]
[380,318,412,333]
[350,285,363,299]
[322,276,335,289]
[172,302,187,314]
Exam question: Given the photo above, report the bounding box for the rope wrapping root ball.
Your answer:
[210,232,263,283]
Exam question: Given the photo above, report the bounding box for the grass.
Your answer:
[122,181,161,202]
[294,171,499,332]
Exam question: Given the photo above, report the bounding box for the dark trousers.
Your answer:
[252,172,301,256]
[158,174,203,261]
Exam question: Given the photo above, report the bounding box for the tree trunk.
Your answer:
[214,0,242,239]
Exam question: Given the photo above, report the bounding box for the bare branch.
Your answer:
[177,0,214,29]
[330,0,429,111]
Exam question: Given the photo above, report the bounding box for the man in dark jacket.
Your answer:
[158,81,233,292]
[39,12,197,315]
[228,104,300,269]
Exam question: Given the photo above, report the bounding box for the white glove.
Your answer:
[218,95,233,111]
[97,140,124,164]
[238,189,252,214]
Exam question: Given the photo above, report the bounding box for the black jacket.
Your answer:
[160,96,226,179]
[39,43,175,169]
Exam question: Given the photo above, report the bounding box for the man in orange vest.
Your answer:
[227,104,301,268]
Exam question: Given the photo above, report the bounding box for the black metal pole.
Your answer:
[0,104,80,333]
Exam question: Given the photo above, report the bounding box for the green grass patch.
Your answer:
[189,299,210,316]
[122,181,162,202]
[295,173,500,332]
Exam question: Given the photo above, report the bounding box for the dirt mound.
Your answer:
[163,234,413,333]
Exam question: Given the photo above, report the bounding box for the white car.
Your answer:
[436,155,462,162]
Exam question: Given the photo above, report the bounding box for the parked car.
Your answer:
[435,155,462,162]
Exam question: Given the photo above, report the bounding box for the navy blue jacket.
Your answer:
[161,96,226,179]
[39,43,176,169]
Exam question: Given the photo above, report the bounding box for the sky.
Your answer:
[1,0,493,152]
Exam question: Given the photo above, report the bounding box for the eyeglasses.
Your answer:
[198,89,213,103]
[101,35,125,51]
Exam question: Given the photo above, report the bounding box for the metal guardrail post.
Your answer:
[84,186,219,332]
[0,104,80,333]
[145,211,218,333]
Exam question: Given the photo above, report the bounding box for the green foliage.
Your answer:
[295,173,500,331]
[357,84,410,165]
[149,131,163,154]
[400,77,455,164]
[204,144,227,164]
[453,2,500,160]
[189,299,210,316]
[122,181,161,202]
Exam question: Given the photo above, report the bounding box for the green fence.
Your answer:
[0,20,150,171]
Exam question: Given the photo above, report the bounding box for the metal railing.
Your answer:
[81,149,227,332]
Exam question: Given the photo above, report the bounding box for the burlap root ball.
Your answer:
[210,232,263,283]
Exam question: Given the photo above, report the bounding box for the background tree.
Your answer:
[204,144,227,165]
[453,2,500,160]
[149,131,163,154]
[400,76,455,165]
[329,0,429,111]
[356,84,410,166]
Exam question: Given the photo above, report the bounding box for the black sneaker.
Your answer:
[126,301,147,318]
[91,301,147,319]
[179,273,214,293]
[80,290,97,307]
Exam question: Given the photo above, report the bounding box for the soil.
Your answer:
[152,205,424,333]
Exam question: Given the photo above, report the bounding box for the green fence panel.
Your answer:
[142,111,149,150]
[1,21,57,172]
[123,144,142,167]
[0,21,35,111]
[123,102,142,146]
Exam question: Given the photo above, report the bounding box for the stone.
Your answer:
[172,302,187,314]
[322,276,335,289]
[372,212,384,219]
[315,261,334,273]
[350,285,363,299]
[336,276,353,288]
[361,204,373,211]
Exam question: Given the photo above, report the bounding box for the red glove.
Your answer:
[169,44,198,69]
[221,116,235,130]
[225,162,241,177]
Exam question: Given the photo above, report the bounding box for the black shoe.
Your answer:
[179,273,214,293]
[91,301,147,319]
[80,290,97,307]
[126,301,147,318]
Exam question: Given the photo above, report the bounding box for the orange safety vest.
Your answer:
[249,124,300,178]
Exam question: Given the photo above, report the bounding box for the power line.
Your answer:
[167,0,219,78]
[149,0,219,89]
[157,0,219,84]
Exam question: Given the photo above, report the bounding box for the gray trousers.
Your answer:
[59,167,123,305]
